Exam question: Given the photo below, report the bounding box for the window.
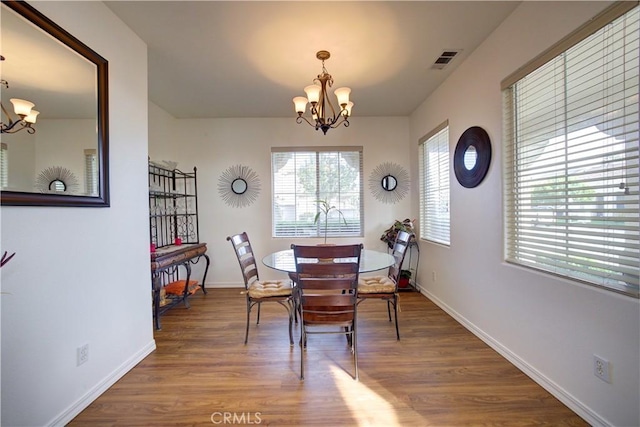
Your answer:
[502,3,639,296]
[419,122,450,245]
[272,147,363,238]
[0,143,7,189]
[84,149,98,196]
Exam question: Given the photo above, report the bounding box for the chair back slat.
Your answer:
[293,244,362,260]
[388,230,412,283]
[227,232,260,289]
[296,262,357,277]
[300,294,357,307]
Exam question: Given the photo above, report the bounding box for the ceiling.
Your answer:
[1,4,98,120]
[103,1,520,120]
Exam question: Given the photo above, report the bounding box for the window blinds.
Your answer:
[503,4,639,296]
[419,123,450,245]
[84,149,98,196]
[0,143,7,189]
[271,147,363,238]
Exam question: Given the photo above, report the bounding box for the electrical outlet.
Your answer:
[77,343,89,366]
[432,271,437,282]
[593,355,611,383]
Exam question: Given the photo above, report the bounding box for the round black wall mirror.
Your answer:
[231,178,248,195]
[454,126,492,188]
[381,175,398,191]
[49,179,67,192]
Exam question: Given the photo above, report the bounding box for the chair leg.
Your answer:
[387,300,392,322]
[393,295,400,340]
[288,299,294,346]
[300,323,305,380]
[244,299,251,345]
[256,302,261,324]
[353,322,358,380]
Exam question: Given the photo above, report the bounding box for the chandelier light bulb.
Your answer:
[343,101,354,117]
[293,96,308,115]
[334,87,351,106]
[25,109,40,124]
[304,84,321,104]
[10,98,35,117]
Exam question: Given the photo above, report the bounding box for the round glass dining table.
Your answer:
[262,248,394,274]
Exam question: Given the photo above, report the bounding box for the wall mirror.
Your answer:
[454,126,492,189]
[368,162,409,204]
[231,178,248,195]
[0,0,109,207]
[218,164,261,208]
[381,174,397,192]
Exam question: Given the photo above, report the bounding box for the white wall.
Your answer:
[148,108,413,286]
[409,2,639,426]
[0,2,153,426]
[35,119,96,195]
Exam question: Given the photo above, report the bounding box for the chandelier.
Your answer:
[1,56,39,134]
[293,50,353,135]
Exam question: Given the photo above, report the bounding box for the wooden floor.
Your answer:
[70,288,587,426]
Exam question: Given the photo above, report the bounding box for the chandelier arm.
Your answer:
[328,115,349,130]
[1,103,16,127]
[296,115,317,128]
[1,102,33,134]
[0,120,31,134]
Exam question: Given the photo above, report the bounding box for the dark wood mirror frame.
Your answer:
[453,126,491,189]
[1,0,109,207]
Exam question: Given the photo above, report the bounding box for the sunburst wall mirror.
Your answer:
[369,162,409,204]
[35,166,79,194]
[218,164,261,208]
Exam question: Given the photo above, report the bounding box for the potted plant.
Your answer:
[398,269,412,288]
[314,199,347,244]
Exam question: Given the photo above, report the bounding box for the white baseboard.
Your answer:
[418,286,609,427]
[203,282,244,289]
[49,340,157,426]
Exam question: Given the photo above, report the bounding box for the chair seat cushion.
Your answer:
[164,279,199,295]
[358,276,396,293]
[248,280,292,298]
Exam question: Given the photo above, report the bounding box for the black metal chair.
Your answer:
[227,232,294,345]
[357,230,413,340]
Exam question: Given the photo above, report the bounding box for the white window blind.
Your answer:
[0,143,7,189]
[84,149,98,196]
[503,4,639,297]
[419,123,450,245]
[272,147,363,238]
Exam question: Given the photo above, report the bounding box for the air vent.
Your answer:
[431,50,461,70]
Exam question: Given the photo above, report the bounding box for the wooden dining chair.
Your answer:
[227,232,294,346]
[292,243,363,380]
[357,230,413,340]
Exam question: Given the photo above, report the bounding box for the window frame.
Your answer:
[502,2,639,297]
[419,121,451,246]
[271,146,364,239]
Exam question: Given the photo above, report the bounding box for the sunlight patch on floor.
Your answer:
[330,365,400,426]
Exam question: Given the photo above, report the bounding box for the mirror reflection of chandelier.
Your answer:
[293,50,353,135]
[1,55,39,134]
